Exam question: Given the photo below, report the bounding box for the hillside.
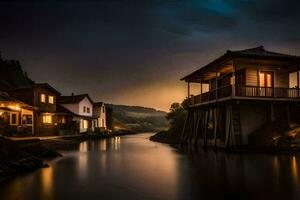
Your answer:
[107,104,169,133]
[0,54,169,133]
[0,57,34,91]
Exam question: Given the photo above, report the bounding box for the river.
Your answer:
[0,133,300,200]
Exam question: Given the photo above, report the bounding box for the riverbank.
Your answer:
[0,130,138,183]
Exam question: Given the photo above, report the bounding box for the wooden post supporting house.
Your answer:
[213,108,218,148]
[187,82,190,105]
[180,46,300,149]
[215,72,218,100]
[297,63,299,97]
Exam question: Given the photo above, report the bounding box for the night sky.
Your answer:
[1,0,300,111]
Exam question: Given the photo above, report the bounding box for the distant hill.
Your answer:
[0,57,34,91]
[107,104,169,133]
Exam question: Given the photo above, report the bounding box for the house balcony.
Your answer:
[188,85,300,106]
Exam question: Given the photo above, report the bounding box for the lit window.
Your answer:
[83,120,88,128]
[48,96,54,104]
[42,115,53,124]
[40,94,46,103]
[10,112,19,125]
[61,116,66,124]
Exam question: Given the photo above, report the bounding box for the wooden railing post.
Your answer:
[297,63,299,98]
[215,72,218,100]
[232,58,236,97]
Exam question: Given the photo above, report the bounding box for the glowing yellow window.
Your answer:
[10,112,19,126]
[42,115,53,124]
[40,94,46,103]
[48,96,54,104]
[83,120,88,129]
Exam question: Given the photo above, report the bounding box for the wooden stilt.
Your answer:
[213,108,218,148]
[225,104,232,148]
[193,109,201,146]
[203,108,209,149]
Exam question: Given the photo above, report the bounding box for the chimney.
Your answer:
[71,92,74,96]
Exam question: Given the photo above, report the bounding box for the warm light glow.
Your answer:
[40,94,46,103]
[292,156,299,183]
[99,140,107,151]
[41,167,53,199]
[260,72,273,87]
[83,120,88,129]
[8,105,21,111]
[48,95,54,104]
[79,142,88,152]
[113,137,121,150]
[42,115,53,124]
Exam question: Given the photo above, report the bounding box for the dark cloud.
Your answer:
[0,0,299,110]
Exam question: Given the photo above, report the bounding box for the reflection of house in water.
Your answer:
[181,46,300,148]
[0,91,36,136]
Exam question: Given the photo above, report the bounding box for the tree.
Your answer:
[166,102,187,135]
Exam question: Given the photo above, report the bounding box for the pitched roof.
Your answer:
[93,102,104,107]
[228,46,300,59]
[56,104,96,119]
[57,94,93,104]
[0,91,37,110]
[12,83,61,95]
[181,46,300,82]
[56,104,77,115]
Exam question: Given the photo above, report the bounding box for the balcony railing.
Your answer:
[189,85,300,105]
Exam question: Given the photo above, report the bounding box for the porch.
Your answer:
[189,85,300,106]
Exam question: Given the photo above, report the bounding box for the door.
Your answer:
[259,71,274,96]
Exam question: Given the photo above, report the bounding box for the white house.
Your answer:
[57,94,94,133]
[93,102,107,131]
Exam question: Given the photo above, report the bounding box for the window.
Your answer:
[103,106,105,113]
[83,120,88,129]
[57,116,66,124]
[83,106,86,113]
[87,107,90,113]
[61,116,66,124]
[40,94,46,103]
[10,112,19,125]
[22,115,33,125]
[48,96,54,104]
[42,115,53,124]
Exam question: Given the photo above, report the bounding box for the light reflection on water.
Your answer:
[0,133,300,200]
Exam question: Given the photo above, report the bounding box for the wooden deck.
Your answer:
[189,85,300,106]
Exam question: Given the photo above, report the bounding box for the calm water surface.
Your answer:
[1,133,300,200]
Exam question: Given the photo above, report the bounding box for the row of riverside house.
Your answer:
[0,83,111,137]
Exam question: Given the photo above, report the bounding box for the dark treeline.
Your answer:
[150,100,187,144]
